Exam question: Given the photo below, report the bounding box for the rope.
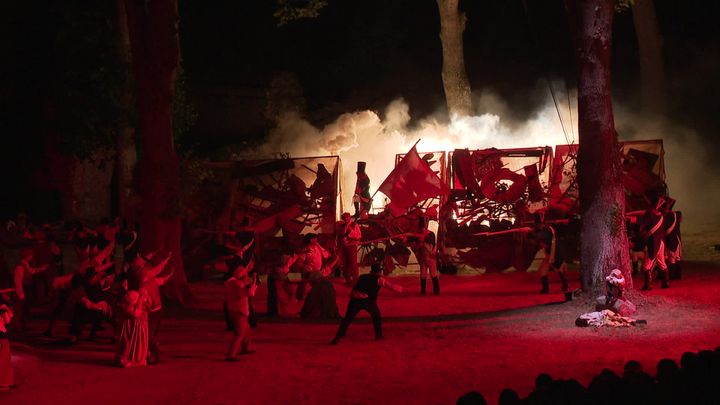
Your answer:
[546,77,571,143]
[521,0,576,146]
[566,86,576,142]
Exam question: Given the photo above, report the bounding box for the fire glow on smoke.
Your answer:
[255,94,577,211]
[240,85,715,231]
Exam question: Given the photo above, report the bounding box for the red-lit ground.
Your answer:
[4,262,720,405]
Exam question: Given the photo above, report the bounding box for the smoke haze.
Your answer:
[615,110,720,231]
[249,85,575,211]
[246,82,716,232]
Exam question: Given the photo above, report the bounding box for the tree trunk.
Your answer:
[570,0,632,294]
[632,0,667,116]
[436,0,472,118]
[115,0,137,222]
[124,0,192,304]
[116,129,137,220]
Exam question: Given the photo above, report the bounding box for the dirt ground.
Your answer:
[4,260,720,405]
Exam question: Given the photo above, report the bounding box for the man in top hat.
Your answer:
[353,161,371,218]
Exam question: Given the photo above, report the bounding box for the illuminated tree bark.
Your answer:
[124,0,192,303]
[568,0,632,293]
[631,0,667,116]
[436,0,472,118]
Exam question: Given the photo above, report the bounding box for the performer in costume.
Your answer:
[353,162,372,218]
[12,248,48,331]
[412,216,440,295]
[0,304,13,390]
[224,263,257,360]
[529,215,567,294]
[133,252,172,364]
[338,212,362,285]
[663,204,682,280]
[330,263,402,345]
[638,196,669,290]
[115,290,150,368]
[627,219,646,277]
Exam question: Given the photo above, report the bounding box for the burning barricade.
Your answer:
[189,138,669,281]
[359,139,669,277]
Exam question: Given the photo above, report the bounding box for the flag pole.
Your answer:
[369,139,422,203]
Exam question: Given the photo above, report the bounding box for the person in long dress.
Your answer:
[300,255,340,320]
[115,290,149,368]
[130,252,172,365]
[267,253,303,317]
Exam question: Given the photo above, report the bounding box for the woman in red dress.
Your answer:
[115,290,149,367]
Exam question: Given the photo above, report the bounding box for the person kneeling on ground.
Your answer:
[330,263,402,345]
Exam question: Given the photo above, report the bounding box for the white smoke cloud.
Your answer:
[244,80,715,240]
[248,87,577,212]
[614,109,720,232]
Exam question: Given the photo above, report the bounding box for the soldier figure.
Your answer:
[529,214,568,294]
[638,196,669,290]
[663,202,682,280]
[353,162,372,218]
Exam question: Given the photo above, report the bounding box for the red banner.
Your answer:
[378,145,449,216]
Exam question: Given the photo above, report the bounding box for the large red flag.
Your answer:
[378,145,449,216]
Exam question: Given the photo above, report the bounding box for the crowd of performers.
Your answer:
[0,188,683,385]
[0,206,414,380]
[0,215,176,386]
[629,194,683,290]
[523,192,682,294]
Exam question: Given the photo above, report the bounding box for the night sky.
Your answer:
[179,0,720,142]
[1,0,719,220]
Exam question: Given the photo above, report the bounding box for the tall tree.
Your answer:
[275,0,474,119]
[436,0,473,118]
[567,0,632,293]
[115,0,137,222]
[124,0,192,303]
[631,0,667,116]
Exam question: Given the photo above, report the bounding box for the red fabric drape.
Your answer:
[378,146,449,216]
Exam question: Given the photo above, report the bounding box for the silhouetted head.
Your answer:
[535,373,553,389]
[456,390,486,405]
[623,360,644,377]
[498,388,520,405]
[680,352,697,370]
[656,358,679,384]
